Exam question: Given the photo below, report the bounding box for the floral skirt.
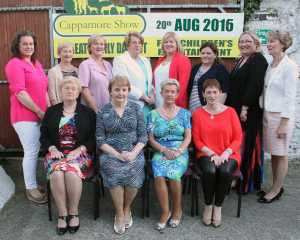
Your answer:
[44,152,93,180]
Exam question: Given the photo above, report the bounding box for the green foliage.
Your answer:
[244,0,262,23]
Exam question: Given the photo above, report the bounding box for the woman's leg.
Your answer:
[169,180,182,220]
[50,171,68,228]
[265,155,288,199]
[197,156,216,205]
[123,187,138,220]
[13,122,40,190]
[65,172,82,227]
[213,159,237,225]
[154,176,170,223]
[109,186,125,225]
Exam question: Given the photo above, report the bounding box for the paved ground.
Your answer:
[0,158,299,240]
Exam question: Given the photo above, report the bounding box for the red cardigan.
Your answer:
[153,52,192,108]
[192,107,242,167]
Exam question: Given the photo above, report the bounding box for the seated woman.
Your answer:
[40,76,96,235]
[192,79,242,228]
[147,79,191,232]
[96,75,148,235]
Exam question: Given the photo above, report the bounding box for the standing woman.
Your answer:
[96,76,147,235]
[226,32,268,193]
[147,79,191,231]
[48,42,78,105]
[153,32,192,108]
[258,31,298,203]
[5,30,49,204]
[112,32,154,117]
[187,42,229,113]
[79,35,112,112]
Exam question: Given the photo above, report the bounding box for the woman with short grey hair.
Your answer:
[147,78,191,232]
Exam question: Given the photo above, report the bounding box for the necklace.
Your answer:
[161,105,177,119]
[204,104,222,120]
[63,109,75,114]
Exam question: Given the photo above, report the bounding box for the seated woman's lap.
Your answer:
[197,156,237,176]
[152,152,189,181]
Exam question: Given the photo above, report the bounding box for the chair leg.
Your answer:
[237,178,242,218]
[195,179,199,216]
[47,181,52,221]
[191,178,195,217]
[182,175,187,195]
[141,180,146,219]
[146,177,150,217]
[187,175,192,195]
[100,176,105,197]
[94,178,100,220]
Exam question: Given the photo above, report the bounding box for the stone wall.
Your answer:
[247,0,300,160]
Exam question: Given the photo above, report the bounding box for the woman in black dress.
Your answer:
[226,31,268,193]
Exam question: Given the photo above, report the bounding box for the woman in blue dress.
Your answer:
[96,75,148,235]
[147,79,191,231]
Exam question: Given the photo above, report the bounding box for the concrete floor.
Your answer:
[0,158,299,240]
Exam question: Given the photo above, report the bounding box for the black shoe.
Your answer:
[257,188,284,203]
[256,190,267,198]
[68,215,80,234]
[56,216,68,236]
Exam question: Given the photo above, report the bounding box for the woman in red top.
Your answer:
[153,32,191,108]
[192,79,242,227]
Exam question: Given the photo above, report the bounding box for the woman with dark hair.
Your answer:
[226,31,268,193]
[5,30,49,204]
[187,42,229,113]
[192,79,242,227]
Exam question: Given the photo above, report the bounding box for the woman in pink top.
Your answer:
[79,35,112,112]
[5,30,49,204]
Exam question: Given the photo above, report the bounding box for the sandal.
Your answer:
[57,216,68,235]
[124,211,133,229]
[114,215,125,234]
[68,214,80,234]
[26,188,47,204]
[155,212,171,232]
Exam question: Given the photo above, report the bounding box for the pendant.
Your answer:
[210,115,214,119]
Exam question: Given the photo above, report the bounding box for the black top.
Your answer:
[187,63,230,105]
[40,103,96,155]
[226,52,268,114]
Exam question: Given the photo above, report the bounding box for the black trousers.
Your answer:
[197,156,237,206]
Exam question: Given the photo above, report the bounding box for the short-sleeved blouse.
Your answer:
[79,58,112,110]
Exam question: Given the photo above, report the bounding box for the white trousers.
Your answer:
[13,121,41,189]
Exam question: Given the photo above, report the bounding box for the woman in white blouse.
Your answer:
[112,32,154,116]
[258,31,298,203]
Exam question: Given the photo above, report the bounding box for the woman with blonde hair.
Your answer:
[79,34,112,112]
[226,31,268,193]
[41,76,96,235]
[48,42,78,105]
[112,32,154,117]
[153,32,191,108]
[258,30,298,203]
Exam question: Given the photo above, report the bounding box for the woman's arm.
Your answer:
[47,68,59,105]
[16,91,45,119]
[81,88,98,112]
[216,64,230,104]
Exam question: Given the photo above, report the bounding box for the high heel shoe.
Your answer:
[68,215,80,234]
[56,216,68,236]
[155,212,171,232]
[257,188,284,203]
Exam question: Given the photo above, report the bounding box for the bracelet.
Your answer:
[177,147,184,154]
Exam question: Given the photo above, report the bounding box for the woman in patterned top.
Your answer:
[48,42,78,105]
[147,79,191,232]
[96,75,148,235]
[40,76,96,235]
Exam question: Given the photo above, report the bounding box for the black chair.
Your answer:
[190,163,243,218]
[47,156,104,221]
